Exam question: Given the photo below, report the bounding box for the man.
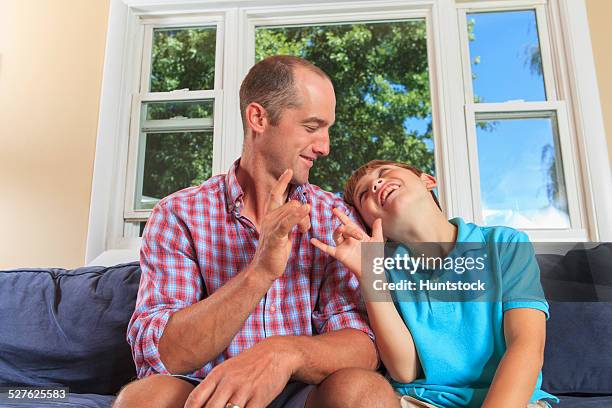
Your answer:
[113,56,398,408]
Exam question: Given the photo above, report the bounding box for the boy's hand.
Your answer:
[310,208,383,279]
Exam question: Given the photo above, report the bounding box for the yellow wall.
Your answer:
[0,1,609,269]
[0,0,110,269]
[587,0,612,170]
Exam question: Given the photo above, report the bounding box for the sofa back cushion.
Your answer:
[539,244,612,395]
[0,262,141,394]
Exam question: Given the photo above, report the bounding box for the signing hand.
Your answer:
[251,169,311,282]
[184,338,295,408]
[310,208,383,279]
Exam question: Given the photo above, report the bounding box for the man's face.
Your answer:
[261,68,336,185]
[352,165,435,230]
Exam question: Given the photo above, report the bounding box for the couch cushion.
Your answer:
[556,395,612,408]
[0,262,141,394]
[538,244,612,395]
[0,392,115,408]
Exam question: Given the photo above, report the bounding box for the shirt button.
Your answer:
[270,306,276,313]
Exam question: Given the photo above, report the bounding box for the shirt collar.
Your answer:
[449,217,486,249]
[224,158,310,214]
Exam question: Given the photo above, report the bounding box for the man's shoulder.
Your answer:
[305,184,350,211]
[156,174,227,211]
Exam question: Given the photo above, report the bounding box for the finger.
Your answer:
[297,214,311,233]
[185,378,217,408]
[225,393,249,408]
[332,227,345,245]
[277,204,310,235]
[339,224,364,241]
[372,218,384,241]
[202,379,234,408]
[310,238,336,258]
[267,169,293,211]
[332,207,356,227]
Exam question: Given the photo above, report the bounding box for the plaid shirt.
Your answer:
[127,159,374,379]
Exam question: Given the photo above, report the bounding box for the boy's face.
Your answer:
[352,164,437,231]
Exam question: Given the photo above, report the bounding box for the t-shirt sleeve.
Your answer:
[500,230,550,319]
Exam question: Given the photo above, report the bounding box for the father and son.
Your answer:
[113,56,557,408]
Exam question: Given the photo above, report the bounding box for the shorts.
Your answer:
[171,374,315,408]
[398,394,551,408]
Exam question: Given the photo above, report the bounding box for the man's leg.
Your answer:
[305,367,399,408]
[112,374,195,408]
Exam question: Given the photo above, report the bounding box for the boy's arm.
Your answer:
[312,212,420,383]
[482,308,546,408]
[360,276,421,383]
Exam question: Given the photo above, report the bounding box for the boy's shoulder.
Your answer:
[452,217,529,244]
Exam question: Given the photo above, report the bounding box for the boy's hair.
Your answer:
[343,160,442,211]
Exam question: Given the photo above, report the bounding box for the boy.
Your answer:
[311,160,557,408]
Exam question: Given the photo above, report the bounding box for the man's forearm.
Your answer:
[158,266,273,374]
[269,328,378,385]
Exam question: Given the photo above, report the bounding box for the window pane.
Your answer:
[476,113,569,229]
[467,10,546,103]
[256,20,434,194]
[142,100,214,123]
[135,131,213,210]
[150,27,216,92]
[135,100,214,210]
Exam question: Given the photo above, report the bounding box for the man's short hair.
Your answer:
[344,160,442,211]
[239,55,331,131]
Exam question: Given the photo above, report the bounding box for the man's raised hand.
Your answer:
[310,208,383,279]
[252,169,311,282]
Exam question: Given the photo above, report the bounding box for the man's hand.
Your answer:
[184,338,299,408]
[310,208,383,279]
[251,169,311,282]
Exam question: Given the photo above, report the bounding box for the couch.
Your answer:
[0,244,611,407]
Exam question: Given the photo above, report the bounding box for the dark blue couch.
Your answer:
[0,244,611,407]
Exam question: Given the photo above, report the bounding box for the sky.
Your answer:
[404,9,568,228]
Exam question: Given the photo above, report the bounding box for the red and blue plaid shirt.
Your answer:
[127,159,374,379]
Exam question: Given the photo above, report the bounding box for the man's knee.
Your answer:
[307,367,398,408]
[113,374,195,408]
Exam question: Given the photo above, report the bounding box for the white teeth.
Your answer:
[380,184,399,206]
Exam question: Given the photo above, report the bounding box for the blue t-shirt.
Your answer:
[387,217,558,407]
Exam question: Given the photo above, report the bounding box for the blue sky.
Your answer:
[403,9,568,227]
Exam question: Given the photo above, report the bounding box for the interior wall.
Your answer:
[586,0,612,171]
[0,0,609,269]
[0,0,110,269]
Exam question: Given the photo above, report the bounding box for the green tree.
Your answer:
[256,21,434,192]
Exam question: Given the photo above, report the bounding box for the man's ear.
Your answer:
[245,102,268,134]
[420,173,438,191]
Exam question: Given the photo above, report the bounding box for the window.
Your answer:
[458,3,586,239]
[86,0,612,262]
[256,20,435,194]
[123,21,224,235]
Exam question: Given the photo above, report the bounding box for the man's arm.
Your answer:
[158,264,273,374]
[482,308,546,408]
[158,169,311,374]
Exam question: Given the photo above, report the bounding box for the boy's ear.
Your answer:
[420,173,438,191]
[245,102,269,134]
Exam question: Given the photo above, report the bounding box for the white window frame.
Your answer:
[86,0,612,264]
[123,15,225,226]
[457,1,588,241]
